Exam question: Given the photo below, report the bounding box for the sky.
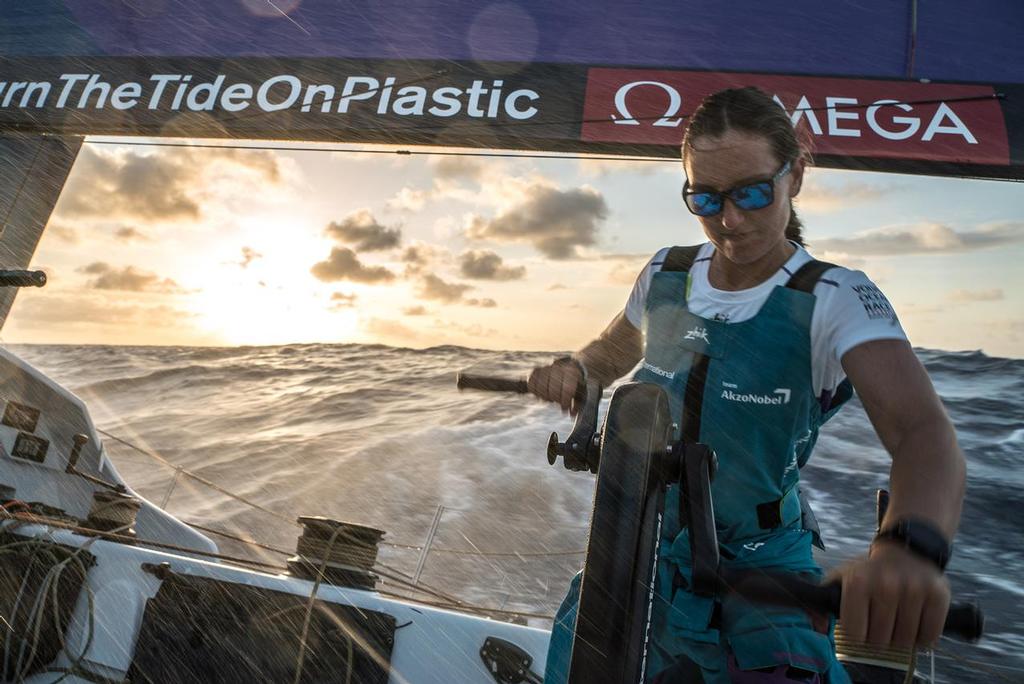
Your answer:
[3,138,1022,358]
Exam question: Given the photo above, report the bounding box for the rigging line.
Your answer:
[99,427,586,554]
[96,427,300,526]
[381,595,555,622]
[429,546,585,558]
[190,517,585,559]
[83,138,674,163]
[1,510,286,571]
[182,520,293,556]
[63,134,1024,182]
[266,0,311,37]
[371,565,485,609]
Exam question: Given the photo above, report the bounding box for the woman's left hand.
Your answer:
[834,542,951,649]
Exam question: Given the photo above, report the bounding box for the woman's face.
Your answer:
[684,129,804,265]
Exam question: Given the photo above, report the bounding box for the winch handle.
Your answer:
[455,372,529,394]
[720,570,984,642]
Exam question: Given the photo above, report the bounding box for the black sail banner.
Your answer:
[1,1,1022,179]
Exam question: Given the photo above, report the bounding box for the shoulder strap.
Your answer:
[785,259,838,294]
[661,244,704,272]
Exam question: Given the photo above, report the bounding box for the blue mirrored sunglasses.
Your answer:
[682,160,792,217]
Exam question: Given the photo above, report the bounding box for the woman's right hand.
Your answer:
[528,357,585,415]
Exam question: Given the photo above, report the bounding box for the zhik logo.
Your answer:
[684,326,710,344]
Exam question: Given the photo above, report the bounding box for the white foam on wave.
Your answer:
[971,571,1024,599]
[1000,428,1024,446]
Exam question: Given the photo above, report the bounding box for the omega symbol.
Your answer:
[612,81,683,127]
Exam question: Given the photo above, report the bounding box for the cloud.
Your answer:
[56,144,284,223]
[418,273,473,302]
[403,305,428,316]
[816,251,867,270]
[46,223,79,244]
[547,283,568,291]
[77,262,185,293]
[364,317,419,343]
[387,187,428,212]
[310,247,396,283]
[324,210,402,251]
[797,179,899,213]
[330,292,358,308]
[950,288,1004,303]
[431,156,484,182]
[812,222,1024,256]
[11,294,196,328]
[58,146,198,221]
[213,147,282,183]
[402,245,432,265]
[458,250,526,281]
[608,260,644,286]
[465,183,608,259]
[401,242,448,275]
[577,157,664,177]
[465,298,497,307]
[238,246,263,268]
[432,319,497,338]
[114,226,151,242]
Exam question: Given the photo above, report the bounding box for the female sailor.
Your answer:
[529,86,965,683]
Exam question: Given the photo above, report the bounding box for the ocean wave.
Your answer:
[5,341,1023,674]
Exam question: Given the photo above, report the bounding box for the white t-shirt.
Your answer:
[623,243,908,397]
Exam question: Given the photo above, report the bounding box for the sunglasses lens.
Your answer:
[686,192,723,216]
[732,182,774,210]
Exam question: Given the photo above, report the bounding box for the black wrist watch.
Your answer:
[874,518,953,571]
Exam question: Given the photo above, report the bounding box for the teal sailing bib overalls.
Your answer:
[545,245,854,684]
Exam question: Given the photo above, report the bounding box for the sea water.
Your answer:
[9,343,1023,682]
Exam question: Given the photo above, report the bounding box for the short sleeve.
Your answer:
[811,268,909,395]
[624,247,671,328]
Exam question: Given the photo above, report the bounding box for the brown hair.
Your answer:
[681,86,808,246]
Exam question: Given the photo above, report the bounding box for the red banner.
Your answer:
[582,69,1009,165]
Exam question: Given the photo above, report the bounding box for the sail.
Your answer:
[1,1,1021,178]
[0,135,81,328]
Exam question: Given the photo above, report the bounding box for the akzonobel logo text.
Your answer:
[721,386,791,405]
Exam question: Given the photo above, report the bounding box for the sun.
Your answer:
[188,280,361,346]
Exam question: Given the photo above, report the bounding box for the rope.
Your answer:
[86,138,672,165]
[0,516,136,684]
[292,525,344,684]
[902,649,916,684]
[1,510,284,572]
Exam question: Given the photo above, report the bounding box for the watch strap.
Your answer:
[874,518,953,571]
